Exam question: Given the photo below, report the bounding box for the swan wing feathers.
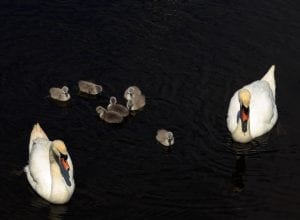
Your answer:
[29,123,49,153]
[28,138,52,198]
[245,80,277,138]
[261,65,276,97]
[227,90,240,133]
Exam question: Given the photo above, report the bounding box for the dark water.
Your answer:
[0,0,300,219]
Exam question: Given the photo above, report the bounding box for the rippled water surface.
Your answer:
[1,0,300,219]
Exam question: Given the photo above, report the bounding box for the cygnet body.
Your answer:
[107,96,129,117]
[156,129,175,146]
[126,94,146,111]
[49,86,70,101]
[124,86,142,100]
[78,80,103,95]
[96,106,123,123]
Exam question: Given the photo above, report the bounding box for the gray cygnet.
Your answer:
[126,94,146,111]
[107,96,129,117]
[49,86,70,101]
[156,129,174,146]
[78,80,103,95]
[96,106,123,123]
[124,86,142,100]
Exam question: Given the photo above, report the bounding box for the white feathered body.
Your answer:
[24,124,75,204]
[227,65,278,141]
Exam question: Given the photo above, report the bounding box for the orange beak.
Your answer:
[60,158,70,171]
[241,108,249,122]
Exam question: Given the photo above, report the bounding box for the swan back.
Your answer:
[245,80,277,138]
[29,123,49,153]
[261,65,276,97]
[28,138,52,199]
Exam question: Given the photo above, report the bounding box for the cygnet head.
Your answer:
[62,86,71,100]
[110,96,117,105]
[126,100,133,110]
[87,84,102,95]
[238,89,251,108]
[128,87,134,96]
[126,95,145,111]
[167,132,174,145]
[52,140,70,171]
[96,106,106,115]
[62,86,69,94]
[124,86,142,100]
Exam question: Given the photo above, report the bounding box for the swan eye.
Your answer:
[60,153,68,160]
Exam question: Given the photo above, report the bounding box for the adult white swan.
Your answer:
[24,123,75,204]
[227,65,278,143]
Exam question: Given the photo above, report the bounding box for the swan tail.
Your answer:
[261,64,276,97]
[29,123,49,152]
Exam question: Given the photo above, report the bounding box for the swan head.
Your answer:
[238,89,251,132]
[52,140,70,171]
[109,96,117,105]
[238,89,251,108]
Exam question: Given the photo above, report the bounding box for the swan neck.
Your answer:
[49,146,62,177]
[49,146,56,164]
[49,144,70,203]
[232,118,252,143]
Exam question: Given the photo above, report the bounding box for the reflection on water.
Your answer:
[31,196,68,220]
[78,92,100,100]
[48,205,68,220]
[229,132,271,192]
[0,0,299,219]
[231,155,246,193]
[229,131,271,155]
[161,145,174,153]
[50,99,72,108]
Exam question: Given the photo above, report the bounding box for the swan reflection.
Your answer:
[231,155,245,192]
[30,196,68,220]
[229,131,271,192]
[48,205,68,220]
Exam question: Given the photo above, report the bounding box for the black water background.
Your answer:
[0,0,300,219]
